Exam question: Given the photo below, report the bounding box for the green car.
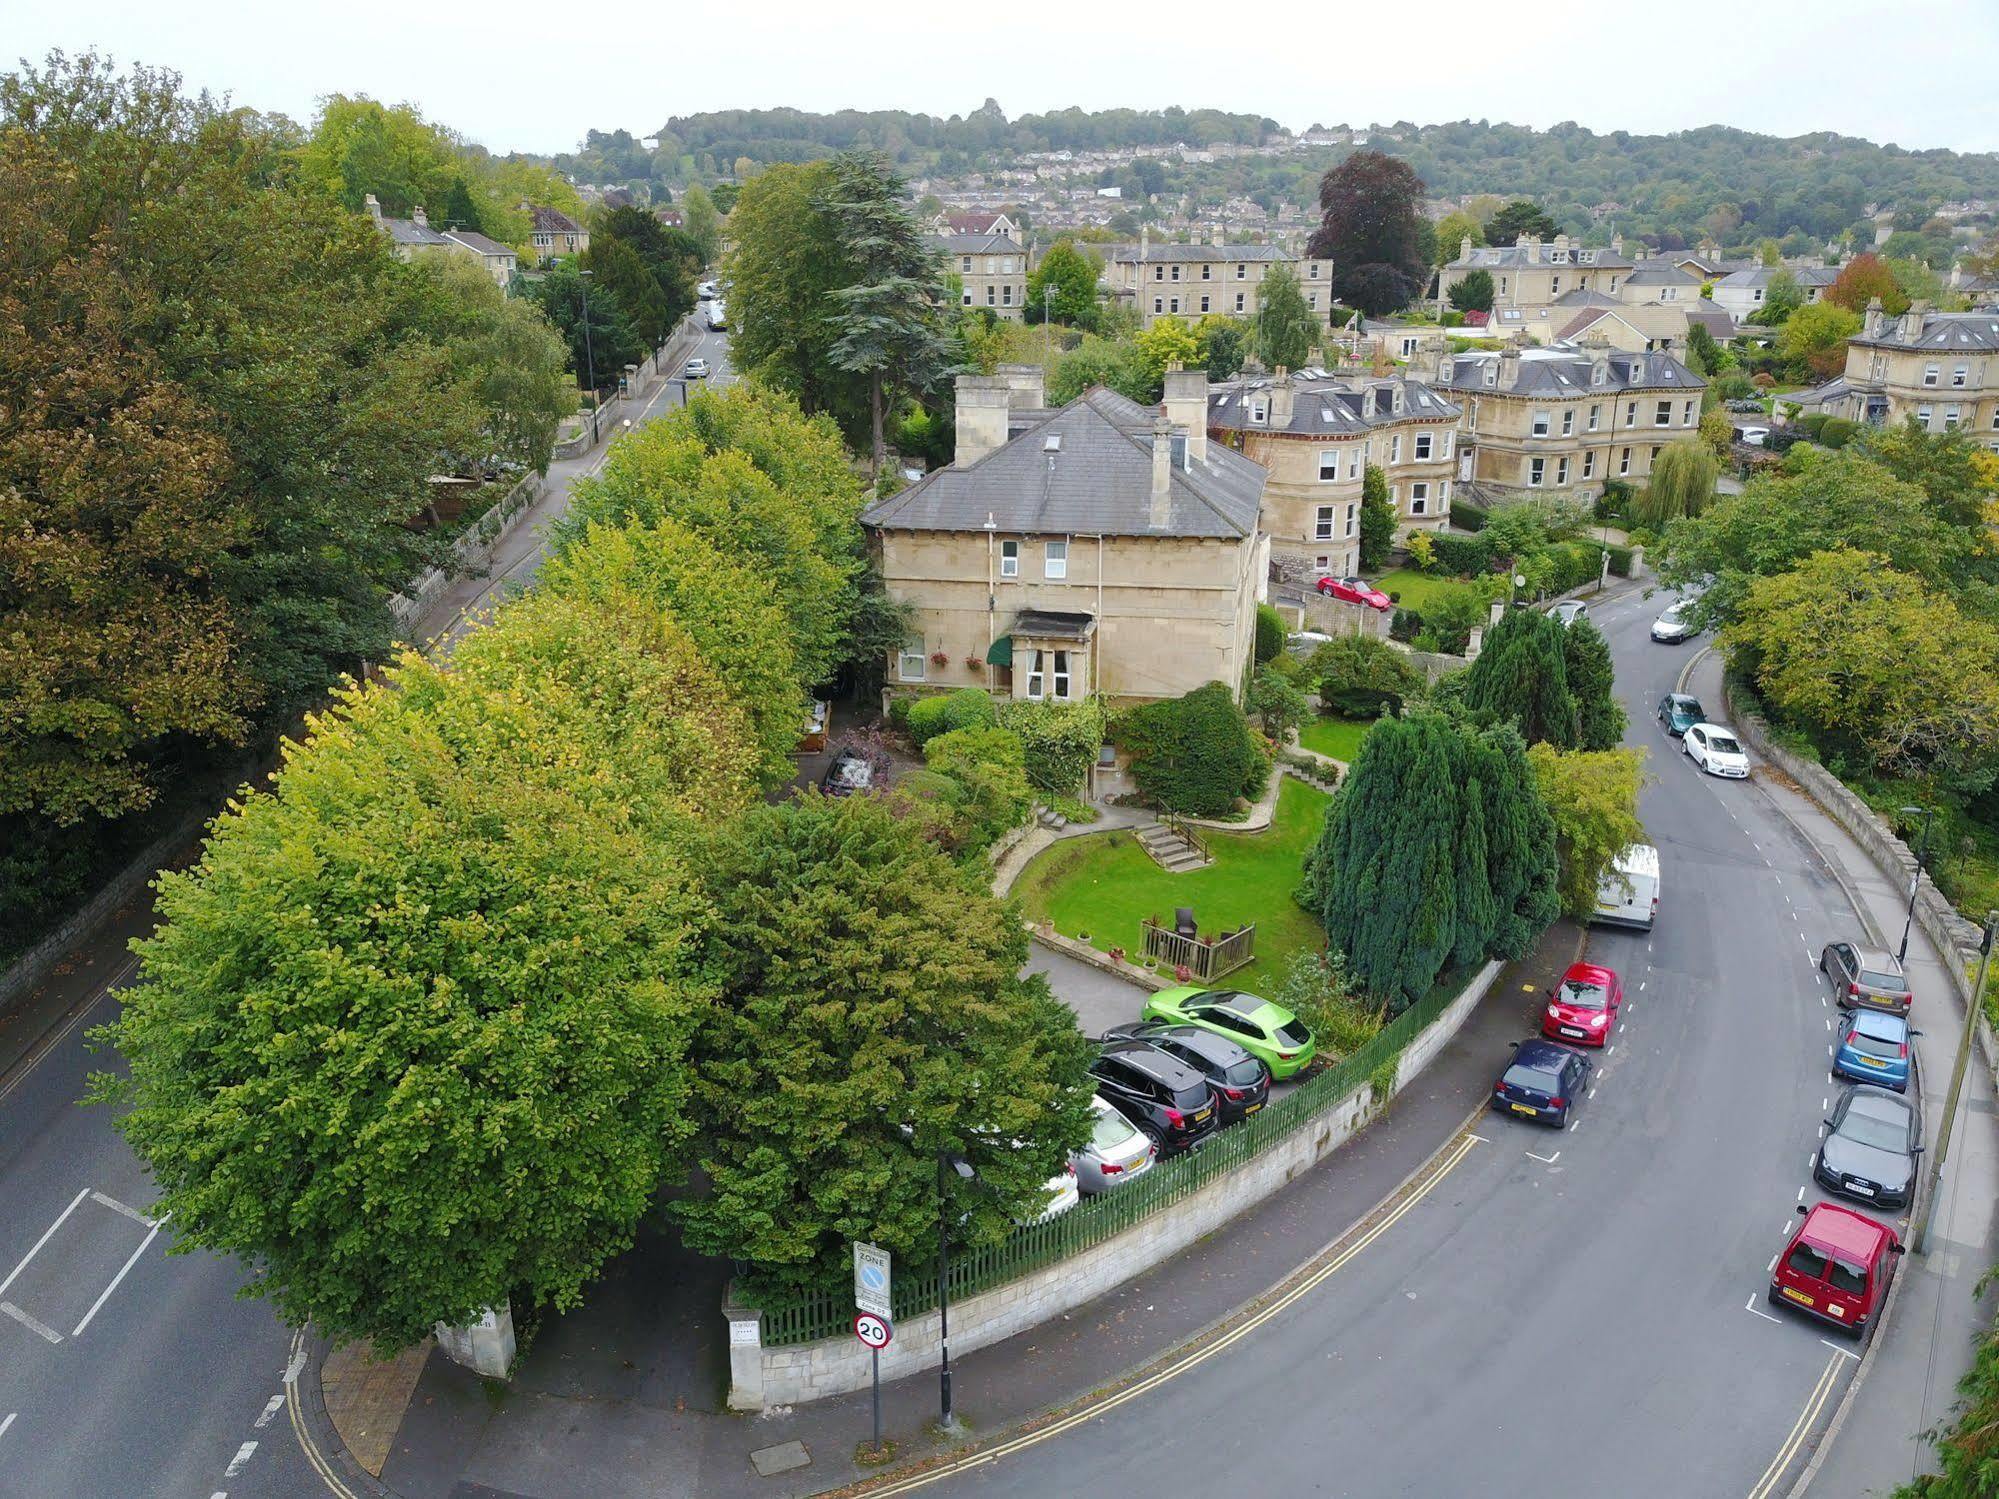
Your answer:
[1656,693,1706,737]
[1142,987,1317,1080]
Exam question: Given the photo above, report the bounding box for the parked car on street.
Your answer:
[1833,1009,1917,1093]
[1820,941,1913,1015]
[1548,600,1591,627]
[1101,1023,1270,1124]
[1316,575,1393,611]
[1491,1039,1591,1128]
[1591,843,1660,931]
[1655,694,1706,736]
[1815,1084,1923,1209]
[1028,1164,1080,1222]
[1650,600,1697,643]
[821,748,875,797]
[1542,961,1624,1046]
[1088,1040,1219,1153]
[697,281,718,300]
[1769,1202,1904,1339]
[682,357,709,379]
[1684,722,1749,778]
[1071,1096,1156,1194]
[1143,987,1317,1080]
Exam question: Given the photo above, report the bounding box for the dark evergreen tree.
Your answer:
[1358,464,1397,571]
[1467,724,1561,958]
[440,176,483,233]
[582,234,674,347]
[1458,609,1581,749]
[597,204,702,327]
[1447,268,1495,314]
[1483,199,1558,244]
[1561,620,1627,751]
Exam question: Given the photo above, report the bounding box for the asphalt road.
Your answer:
[0,332,726,1499]
[925,587,1935,1499]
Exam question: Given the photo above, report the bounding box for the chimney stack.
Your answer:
[412,204,428,228]
[364,193,384,225]
[1498,345,1522,390]
[953,375,1015,468]
[1269,368,1296,429]
[1150,416,1174,524]
[1210,223,1225,247]
[1901,300,1932,342]
[1863,296,1885,339]
[1161,362,1210,464]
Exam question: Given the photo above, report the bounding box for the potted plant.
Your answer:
[929,650,950,668]
[1108,946,1126,964]
[964,656,984,671]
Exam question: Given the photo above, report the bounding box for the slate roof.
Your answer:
[1851,311,1999,353]
[936,232,1020,256]
[1716,265,1837,290]
[1624,264,1700,287]
[528,204,584,235]
[942,210,1012,235]
[861,387,1264,540]
[1437,346,1704,397]
[1112,243,1291,264]
[1687,299,1737,338]
[1452,242,1634,271]
[1206,373,1459,436]
[382,216,453,248]
[441,229,516,259]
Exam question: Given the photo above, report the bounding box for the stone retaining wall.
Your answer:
[724,957,1504,1410]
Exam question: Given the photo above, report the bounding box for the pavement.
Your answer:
[0,332,720,1499]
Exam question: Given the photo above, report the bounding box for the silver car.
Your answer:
[1071,1096,1155,1194]
[1549,600,1590,628]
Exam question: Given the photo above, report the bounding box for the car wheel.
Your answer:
[1767,1285,1787,1310]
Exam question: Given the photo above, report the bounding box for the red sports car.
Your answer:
[1542,961,1623,1047]
[1316,575,1393,611]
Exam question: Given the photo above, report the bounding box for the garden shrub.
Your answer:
[1603,543,1634,578]
[1798,412,1829,440]
[906,687,997,746]
[923,725,1034,853]
[1309,634,1425,705]
[1000,696,1105,797]
[1116,682,1266,816]
[1388,606,1423,643]
[1417,589,1486,656]
[1254,603,1287,665]
[1430,531,1496,576]
[1820,417,1857,449]
[1449,497,1489,532]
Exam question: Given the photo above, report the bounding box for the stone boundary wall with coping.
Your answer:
[722,957,1504,1410]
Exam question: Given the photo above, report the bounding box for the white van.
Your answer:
[708,300,729,331]
[1592,844,1660,930]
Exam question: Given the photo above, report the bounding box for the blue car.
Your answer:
[1492,1038,1591,1128]
[1833,1009,1916,1092]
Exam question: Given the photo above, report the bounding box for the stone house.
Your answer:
[1434,338,1708,502]
[521,201,588,264]
[1805,300,1999,445]
[861,371,1269,706]
[362,195,518,288]
[932,209,1021,240]
[941,231,1031,319]
[1436,234,1636,340]
[1106,229,1335,329]
[1201,365,1459,578]
[1711,265,1834,320]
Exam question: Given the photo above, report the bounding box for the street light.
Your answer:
[1913,910,1998,1255]
[936,1148,976,1431]
[1897,805,1936,966]
[577,269,598,445]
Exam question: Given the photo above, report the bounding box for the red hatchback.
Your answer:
[1542,961,1623,1047]
[1316,575,1393,611]
[1770,1202,1904,1339]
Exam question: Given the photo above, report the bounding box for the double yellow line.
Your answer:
[861,1129,1484,1496]
[290,1327,363,1499]
[1747,1350,1843,1499]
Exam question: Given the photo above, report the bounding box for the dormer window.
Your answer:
[1250,399,1268,423]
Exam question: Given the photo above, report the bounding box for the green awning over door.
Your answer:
[985,635,1013,666]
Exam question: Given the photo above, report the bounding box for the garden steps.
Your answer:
[1135,820,1212,873]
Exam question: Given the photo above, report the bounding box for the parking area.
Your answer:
[0,1186,166,1352]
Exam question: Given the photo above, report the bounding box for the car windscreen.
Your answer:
[1707,734,1742,755]
[1275,1020,1311,1046]
[1859,969,1908,993]
[1090,1109,1138,1151]
[1501,1064,1560,1096]
[1556,979,1608,1009]
[1838,1103,1911,1153]
[1224,1060,1265,1086]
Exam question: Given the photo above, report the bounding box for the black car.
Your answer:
[1816,1083,1922,1209]
[1088,1040,1219,1153]
[1100,1023,1270,1125]
[1491,1039,1591,1128]
[821,748,874,797]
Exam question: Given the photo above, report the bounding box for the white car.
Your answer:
[1739,425,1770,447]
[697,281,718,300]
[1684,722,1750,779]
[1548,600,1590,628]
[1650,601,1696,643]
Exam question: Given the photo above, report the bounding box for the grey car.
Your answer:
[1821,940,1913,1015]
[1548,600,1591,627]
[1815,1084,1922,1208]
[1070,1096,1155,1194]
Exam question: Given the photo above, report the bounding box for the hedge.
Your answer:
[1798,412,1829,439]
[1603,543,1634,578]
[1819,417,1858,449]
[999,696,1105,796]
[906,687,998,746]
[1389,606,1423,643]
[1430,531,1496,576]
[1116,682,1266,816]
[1254,603,1287,665]
[1449,497,1490,533]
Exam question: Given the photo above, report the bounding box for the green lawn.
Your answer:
[1372,568,1481,614]
[1296,715,1373,764]
[1013,778,1333,997]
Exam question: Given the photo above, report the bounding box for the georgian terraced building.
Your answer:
[1106,230,1336,330]
[1804,300,1999,445]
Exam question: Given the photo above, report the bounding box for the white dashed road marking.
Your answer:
[224,1441,257,1478]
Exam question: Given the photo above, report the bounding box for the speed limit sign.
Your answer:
[854,1312,892,1349]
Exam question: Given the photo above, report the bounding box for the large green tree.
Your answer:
[95,599,736,1349]
[1528,742,1647,918]
[1561,619,1628,752]
[582,233,675,348]
[520,258,646,389]
[1854,417,1999,528]
[1633,441,1718,527]
[1254,262,1320,371]
[1358,464,1398,572]
[1459,608,1581,748]
[1777,301,1861,381]
[672,794,1096,1292]
[1308,150,1429,316]
[1302,713,1557,1008]
[1025,238,1103,328]
[596,204,702,329]
[1447,269,1495,314]
[1482,199,1558,245]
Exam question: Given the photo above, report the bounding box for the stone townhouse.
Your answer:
[1710,265,1835,321]
[940,230,1031,319]
[1436,234,1636,340]
[1106,230,1336,329]
[1199,365,1460,578]
[1804,300,1999,447]
[362,196,519,288]
[1434,337,1707,502]
[861,371,1269,706]
[521,201,588,264]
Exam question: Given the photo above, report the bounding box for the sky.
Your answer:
[11,0,1999,158]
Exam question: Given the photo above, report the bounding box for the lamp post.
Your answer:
[935,1148,975,1431]
[1913,910,1998,1255]
[1897,805,1936,965]
[577,268,598,445]
[1044,283,1055,362]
